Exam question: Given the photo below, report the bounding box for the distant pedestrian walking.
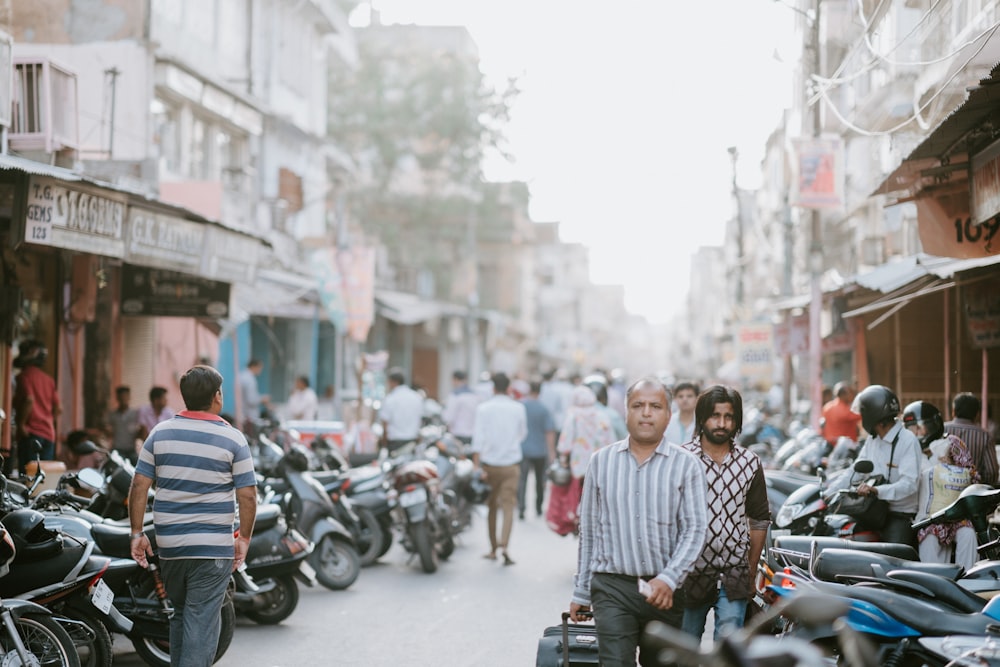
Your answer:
[518,380,555,520]
[472,372,527,566]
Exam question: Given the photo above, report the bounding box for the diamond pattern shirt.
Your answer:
[680,442,770,604]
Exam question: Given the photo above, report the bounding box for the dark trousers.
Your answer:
[591,572,684,667]
[882,511,916,548]
[17,435,55,473]
[517,456,547,516]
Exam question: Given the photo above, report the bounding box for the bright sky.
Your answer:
[352,1,796,323]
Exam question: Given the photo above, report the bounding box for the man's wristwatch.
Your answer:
[131,532,145,540]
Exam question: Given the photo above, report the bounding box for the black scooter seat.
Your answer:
[92,523,157,558]
[810,578,997,636]
[773,535,918,561]
[813,548,963,583]
[886,569,985,613]
[254,504,281,532]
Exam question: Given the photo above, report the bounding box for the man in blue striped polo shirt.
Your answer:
[129,365,257,667]
[569,377,708,666]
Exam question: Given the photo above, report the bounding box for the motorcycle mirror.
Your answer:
[76,467,105,491]
[853,459,875,474]
[816,467,826,482]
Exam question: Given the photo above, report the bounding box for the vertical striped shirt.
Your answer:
[136,411,256,560]
[945,419,998,486]
[572,437,708,606]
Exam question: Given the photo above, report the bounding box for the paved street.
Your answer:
[113,501,583,666]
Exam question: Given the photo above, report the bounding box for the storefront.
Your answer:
[0,155,266,453]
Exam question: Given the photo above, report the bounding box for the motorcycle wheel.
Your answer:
[434,508,455,561]
[410,520,438,574]
[62,604,114,667]
[355,506,386,567]
[131,592,236,667]
[244,574,299,625]
[376,519,394,558]
[310,534,361,590]
[1,612,82,667]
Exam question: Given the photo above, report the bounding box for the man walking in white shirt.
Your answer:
[442,370,479,445]
[379,368,424,453]
[472,372,527,566]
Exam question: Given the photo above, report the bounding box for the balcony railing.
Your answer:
[10,57,79,153]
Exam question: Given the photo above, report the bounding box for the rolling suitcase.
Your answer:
[535,611,600,666]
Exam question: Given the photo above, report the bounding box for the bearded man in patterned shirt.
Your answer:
[680,385,770,641]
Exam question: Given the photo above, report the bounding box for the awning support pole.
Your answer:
[944,288,951,420]
[982,347,989,431]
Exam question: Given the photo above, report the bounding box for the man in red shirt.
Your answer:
[13,340,61,472]
[822,382,862,445]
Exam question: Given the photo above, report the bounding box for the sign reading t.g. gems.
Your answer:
[24,176,127,258]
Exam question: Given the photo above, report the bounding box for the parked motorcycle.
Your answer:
[382,443,455,574]
[0,507,133,667]
[0,516,82,667]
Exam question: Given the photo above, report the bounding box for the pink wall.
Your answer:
[153,318,220,413]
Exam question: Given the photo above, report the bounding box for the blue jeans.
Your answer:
[681,586,747,642]
[161,558,231,667]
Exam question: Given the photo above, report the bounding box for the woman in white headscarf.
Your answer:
[556,385,615,481]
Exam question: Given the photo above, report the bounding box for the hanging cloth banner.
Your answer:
[790,137,844,209]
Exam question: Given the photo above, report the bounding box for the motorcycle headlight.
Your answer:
[775,503,804,528]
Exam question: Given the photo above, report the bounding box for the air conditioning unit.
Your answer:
[10,57,79,153]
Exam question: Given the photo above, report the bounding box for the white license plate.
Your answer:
[399,487,427,508]
[90,579,114,614]
[298,560,316,581]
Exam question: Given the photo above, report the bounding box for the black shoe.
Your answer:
[518,511,525,520]
[502,552,515,566]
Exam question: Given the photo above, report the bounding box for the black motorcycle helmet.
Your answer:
[0,524,14,578]
[3,509,63,562]
[283,444,311,472]
[902,401,945,449]
[851,385,901,435]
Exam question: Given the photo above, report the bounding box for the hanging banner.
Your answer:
[340,246,376,344]
[916,193,1000,259]
[310,248,347,330]
[774,313,809,355]
[791,137,844,209]
[964,280,1000,349]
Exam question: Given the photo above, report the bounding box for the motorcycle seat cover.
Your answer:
[813,547,963,583]
[254,504,281,532]
[93,522,157,557]
[887,569,984,613]
[812,578,995,636]
[773,535,917,561]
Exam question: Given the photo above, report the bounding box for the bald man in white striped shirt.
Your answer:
[569,377,708,667]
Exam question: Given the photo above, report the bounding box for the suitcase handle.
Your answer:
[561,611,594,666]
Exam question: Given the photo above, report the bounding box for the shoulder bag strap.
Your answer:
[886,430,901,482]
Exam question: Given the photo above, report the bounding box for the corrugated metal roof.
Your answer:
[851,253,1000,293]
[909,62,1000,161]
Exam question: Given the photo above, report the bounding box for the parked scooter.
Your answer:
[269,446,361,590]
[235,503,315,624]
[771,459,883,542]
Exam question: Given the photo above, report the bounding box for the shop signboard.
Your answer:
[120,264,230,318]
[125,207,206,274]
[964,280,1000,349]
[774,313,809,355]
[738,322,774,383]
[971,138,1000,225]
[201,226,259,284]
[24,176,127,258]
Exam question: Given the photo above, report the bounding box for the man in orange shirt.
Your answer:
[822,382,862,445]
[13,340,61,472]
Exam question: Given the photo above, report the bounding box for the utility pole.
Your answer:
[729,146,744,309]
[782,195,794,425]
[807,0,823,432]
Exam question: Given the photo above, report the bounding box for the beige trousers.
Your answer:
[483,463,520,551]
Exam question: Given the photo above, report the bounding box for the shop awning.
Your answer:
[842,253,1000,322]
[874,62,1000,198]
[375,289,449,325]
